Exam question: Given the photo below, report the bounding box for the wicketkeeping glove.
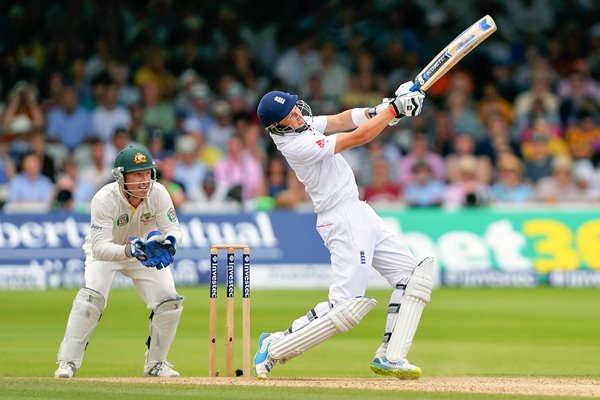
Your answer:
[128,236,155,267]
[144,231,176,270]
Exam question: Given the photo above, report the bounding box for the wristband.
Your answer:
[351,108,369,126]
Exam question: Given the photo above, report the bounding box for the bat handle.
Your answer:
[409,82,420,92]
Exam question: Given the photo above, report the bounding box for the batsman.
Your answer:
[54,145,184,378]
[254,83,434,379]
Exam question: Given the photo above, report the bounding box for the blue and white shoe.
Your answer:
[370,357,422,380]
[253,332,277,379]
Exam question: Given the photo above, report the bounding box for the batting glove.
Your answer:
[389,90,425,118]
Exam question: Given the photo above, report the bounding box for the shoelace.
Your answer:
[59,361,75,371]
[149,361,175,375]
[264,357,276,372]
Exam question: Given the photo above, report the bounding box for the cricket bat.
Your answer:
[407,15,497,93]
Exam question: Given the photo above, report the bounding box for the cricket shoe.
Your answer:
[253,332,278,379]
[55,361,76,378]
[370,357,422,380]
[144,361,180,377]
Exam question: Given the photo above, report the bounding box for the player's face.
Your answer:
[279,106,304,129]
[124,169,153,198]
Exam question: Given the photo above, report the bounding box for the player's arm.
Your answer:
[89,198,130,261]
[334,90,425,154]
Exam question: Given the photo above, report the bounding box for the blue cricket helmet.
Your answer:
[257,91,298,128]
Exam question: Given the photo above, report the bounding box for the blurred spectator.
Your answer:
[103,127,135,169]
[523,134,554,183]
[241,123,268,168]
[5,152,54,209]
[157,156,186,209]
[446,88,484,141]
[47,85,94,150]
[447,134,492,184]
[520,116,567,160]
[173,69,200,116]
[557,59,600,127]
[92,80,131,143]
[77,138,112,198]
[431,110,455,157]
[128,102,149,144]
[302,72,340,116]
[147,128,171,163]
[55,155,96,208]
[275,169,311,210]
[340,50,385,108]
[476,111,521,167]
[398,132,445,184]
[213,135,264,202]
[31,132,57,182]
[134,47,176,100]
[404,160,446,207]
[173,135,208,202]
[536,156,592,203]
[362,158,402,203]
[565,108,600,161]
[68,57,95,110]
[274,36,319,92]
[183,83,215,134]
[112,63,141,107]
[2,82,44,159]
[444,155,490,208]
[141,81,175,133]
[513,73,559,129]
[357,138,401,187]
[490,154,534,204]
[220,44,261,92]
[206,100,236,153]
[265,156,288,198]
[300,42,349,102]
[0,138,16,205]
[478,81,514,126]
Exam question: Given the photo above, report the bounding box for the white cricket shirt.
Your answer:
[271,116,359,213]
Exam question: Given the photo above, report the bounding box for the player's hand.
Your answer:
[145,231,176,270]
[389,90,425,118]
[394,81,414,97]
[128,236,155,267]
[368,98,404,127]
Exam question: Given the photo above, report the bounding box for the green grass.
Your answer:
[0,287,599,399]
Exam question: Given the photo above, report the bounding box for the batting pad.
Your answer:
[386,257,434,362]
[57,288,105,368]
[146,296,184,366]
[269,296,377,363]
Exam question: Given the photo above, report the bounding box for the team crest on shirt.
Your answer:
[316,139,325,148]
[116,214,129,226]
[167,207,177,222]
[133,152,147,164]
[140,212,155,224]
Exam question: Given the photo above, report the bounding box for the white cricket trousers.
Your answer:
[84,257,178,309]
[316,200,418,306]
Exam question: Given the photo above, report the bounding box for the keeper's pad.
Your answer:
[57,288,105,368]
[145,296,184,366]
[386,257,434,362]
[269,296,377,363]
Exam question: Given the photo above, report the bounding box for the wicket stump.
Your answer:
[209,244,251,377]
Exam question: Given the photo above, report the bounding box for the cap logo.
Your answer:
[133,152,147,164]
[274,96,286,104]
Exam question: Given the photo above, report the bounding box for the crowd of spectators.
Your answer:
[0,0,599,213]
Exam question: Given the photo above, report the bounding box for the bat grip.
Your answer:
[409,82,420,92]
